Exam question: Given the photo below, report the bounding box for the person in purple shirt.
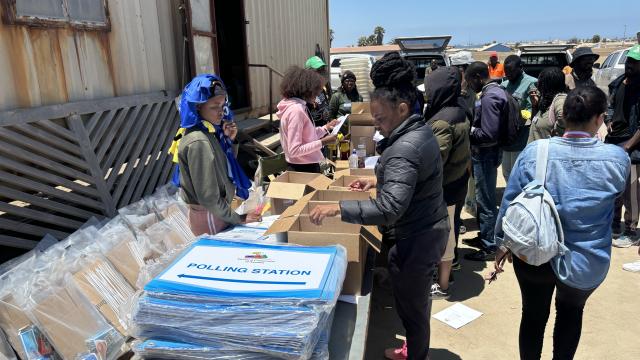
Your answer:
[463,61,509,261]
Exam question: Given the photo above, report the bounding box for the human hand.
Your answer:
[321,133,338,145]
[348,178,375,192]
[529,90,540,109]
[223,122,238,141]
[485,247,511,283]
[324,119,339,132]
[244,212,262,224]
[309,204,341,225]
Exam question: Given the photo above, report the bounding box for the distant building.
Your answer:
[331,44,400,58]
[480,43,513,52]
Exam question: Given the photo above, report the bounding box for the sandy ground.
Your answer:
[365,168,640,360]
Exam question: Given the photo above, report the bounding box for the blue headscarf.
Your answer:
[171,74,251,200]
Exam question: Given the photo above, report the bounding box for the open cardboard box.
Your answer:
[280,190,372,218]
[329,175,376,191]
[348,102,377,156]
[266,215,381,295]
[333,168,376,179]
[265,171,332,215]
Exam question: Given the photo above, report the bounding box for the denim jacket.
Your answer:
[496,137,629,290]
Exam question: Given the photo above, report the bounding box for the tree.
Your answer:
[330,29,335,47]
[591,34,601,43]
[374,26,385,46]
[357,36,369,47]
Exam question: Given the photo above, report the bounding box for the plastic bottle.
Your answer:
[349,150,359,169]
[356,144,366,168]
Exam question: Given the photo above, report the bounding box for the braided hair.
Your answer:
[370,52,417,109]
[563,86,607,125]
[537,67,567,114]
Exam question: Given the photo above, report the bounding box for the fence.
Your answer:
[0,91,180,249]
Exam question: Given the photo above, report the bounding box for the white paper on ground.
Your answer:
[331,115,349,136]
[432,303,483,329]
[364,156,379,169]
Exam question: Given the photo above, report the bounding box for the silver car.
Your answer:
[593,47,631,94]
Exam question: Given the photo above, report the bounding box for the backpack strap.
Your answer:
[535,139,550,184]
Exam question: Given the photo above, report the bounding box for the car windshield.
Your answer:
[619,50,629,64]
[521,53,567,66]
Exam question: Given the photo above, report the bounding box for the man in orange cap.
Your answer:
[487,51,505,80]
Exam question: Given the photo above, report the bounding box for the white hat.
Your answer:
[450,51,476,66]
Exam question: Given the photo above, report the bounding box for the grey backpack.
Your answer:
[499,139,571,279]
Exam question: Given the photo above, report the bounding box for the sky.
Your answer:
[329,0,640,47]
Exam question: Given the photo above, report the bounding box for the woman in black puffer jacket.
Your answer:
[310,52,449,360]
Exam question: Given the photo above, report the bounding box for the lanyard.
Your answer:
[562,131,592,139]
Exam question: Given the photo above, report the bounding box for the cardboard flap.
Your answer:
[279,192,317,218]
[264,215,298,235]
[349,114,374,126]
[312,189,371,202]
[265,182,307,200]
[307,174,333,190]
[361,225,382,253]
[351,102,370,114]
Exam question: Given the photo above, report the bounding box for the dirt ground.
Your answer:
[365,168,640,360]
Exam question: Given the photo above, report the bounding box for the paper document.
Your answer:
[364,156,379,169]
[331,115,348,135]
[432,303,483,329]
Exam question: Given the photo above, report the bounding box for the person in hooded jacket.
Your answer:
[309,52,448,360]
[424,67,471,299]
[329,70,363,119]
[172,74,260,236]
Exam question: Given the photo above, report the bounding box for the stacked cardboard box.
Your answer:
[265,171,333,214]
[349,103,377,157]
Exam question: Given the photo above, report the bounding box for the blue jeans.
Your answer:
[472,146,501,251]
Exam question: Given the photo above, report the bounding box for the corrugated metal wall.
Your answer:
[244,0,329,116]
[0,0,182,112]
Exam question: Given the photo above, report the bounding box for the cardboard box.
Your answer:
[265,171,333,215]
[334,160,350,171]
[280,190,372,218]
[266,215,381,295]
[348,102,377,157]
[0,294,33,360]
[329,175,376,190]
[333,168,376,179]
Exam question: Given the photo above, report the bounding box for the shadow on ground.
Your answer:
[447,247,487,302]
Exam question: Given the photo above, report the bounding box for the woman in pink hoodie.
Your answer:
[277,66,338,173]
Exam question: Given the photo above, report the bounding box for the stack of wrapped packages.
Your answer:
[0,184,196,359]
[130,237,347,360]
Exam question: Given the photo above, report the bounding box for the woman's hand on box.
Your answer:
[348,178,375,192]
[309,204,341,225]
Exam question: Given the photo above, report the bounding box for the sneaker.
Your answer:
[430,283,450,299]
[462,236,483,249]
[384,341,407,360]
[612,223,623,237]
[622,260,640,273]
[612,234,640,248]
[459,225,467,234]
[464,249,496,261]
[452,260,461,271]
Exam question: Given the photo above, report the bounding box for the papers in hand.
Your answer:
[331,115,349,136]
[432,303,483,329]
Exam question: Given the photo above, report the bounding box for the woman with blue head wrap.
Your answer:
[169,74,259,235]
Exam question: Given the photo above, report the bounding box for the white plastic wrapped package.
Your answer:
[131,238,347,360]
[118,198,160,234]
[0,328,17,360]
[22,258,126,360]
[145,219,194,253]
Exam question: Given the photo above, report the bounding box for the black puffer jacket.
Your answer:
[340,114,448,250]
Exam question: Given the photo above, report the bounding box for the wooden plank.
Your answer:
[0,218,69,239]
[106,104,152,188]
[0,170,104,211]
[0,185,97,220]
[13,123,83,157]
[68,115,116,217]
[0,140,94,184]
[86,111,104,137]
[154,155,175,194]
[95,107,130,161]
[0,156,99,198]
[0,128,87,169]
[144,112,179,194]
[0,235,39,250]
[0,91,179,126]
[90,109,118,150]
[131,103,176,201]
[36,119,77,143]
[0,202,83,229]
[117,102,169,207]
[100,105,142,173]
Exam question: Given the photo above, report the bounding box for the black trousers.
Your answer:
[513,257,596,360]
[286,162,321,173]
[388,218,448,360]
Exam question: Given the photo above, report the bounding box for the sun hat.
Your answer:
[450,51,476,66]
[570,47,600,66]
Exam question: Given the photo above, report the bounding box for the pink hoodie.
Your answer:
[276,97,328,164]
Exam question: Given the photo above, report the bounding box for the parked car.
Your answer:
[329,54,376,91]
[516,44,574,78]
[396,35,452,85]
[593,47,631,94]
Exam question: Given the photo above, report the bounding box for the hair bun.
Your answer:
[370,52,416,89]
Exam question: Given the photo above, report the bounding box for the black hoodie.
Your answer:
[424,67,471,205]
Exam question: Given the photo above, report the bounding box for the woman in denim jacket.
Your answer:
[494,86,630,360]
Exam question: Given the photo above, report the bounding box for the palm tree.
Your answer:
[330,29,335,46]
[374,26,385,45]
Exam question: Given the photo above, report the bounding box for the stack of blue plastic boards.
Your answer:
[131,235,347,360]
